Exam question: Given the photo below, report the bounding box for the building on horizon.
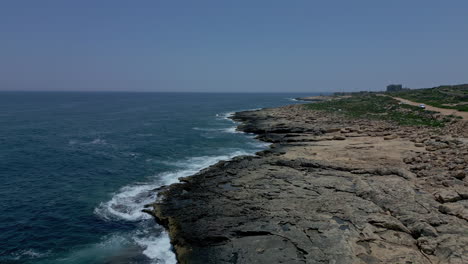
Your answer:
[387,84,404,92]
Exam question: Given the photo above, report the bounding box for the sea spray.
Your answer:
[93,107,269,261]
[94,150,263,262]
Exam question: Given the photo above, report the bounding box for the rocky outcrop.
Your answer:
[146,105,468,264]
[295,96,334,102]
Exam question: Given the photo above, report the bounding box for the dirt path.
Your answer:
[392,97,468,120]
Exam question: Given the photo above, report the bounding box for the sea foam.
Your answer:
[94,150,256,261]
[11,249,48,261]
[133,230,176,264]
[94,108,268,262]
[216,111,235,122]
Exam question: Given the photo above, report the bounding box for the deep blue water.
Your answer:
[0,92,313,263]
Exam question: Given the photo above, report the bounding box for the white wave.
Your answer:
[93,150,256,263]
[222,126,239,133]
[89,138,106,145]
[95,150,253,222]
[134,231,176,264]
[94,184,157,221]
[11,249,48,260]
[37,226,175,264]
[247,107,261,111]
[93,108,271,263]
[287,97,298,101]
[68,138,107,146]
[48,233,138,264]
[215,112,235,124]
[193,126,240,134]
[216,111,235,122]
[159,150,251,185]
[215,108,262,125]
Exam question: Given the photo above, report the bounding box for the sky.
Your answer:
[0,1,467,92]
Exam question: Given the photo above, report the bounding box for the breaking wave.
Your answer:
[94,149,258,262]
[93,108,270,263]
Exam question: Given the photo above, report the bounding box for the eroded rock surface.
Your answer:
[146,105,468,264]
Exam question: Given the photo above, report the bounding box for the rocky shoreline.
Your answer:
[145,104,468,264]
[295,95,334,102]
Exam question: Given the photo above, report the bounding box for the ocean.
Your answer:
[0,92,312,263]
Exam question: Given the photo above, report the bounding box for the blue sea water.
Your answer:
[0,92,313,263]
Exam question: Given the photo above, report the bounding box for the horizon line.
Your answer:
[0,90,342,94]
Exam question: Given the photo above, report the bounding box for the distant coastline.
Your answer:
[295,95,335,102]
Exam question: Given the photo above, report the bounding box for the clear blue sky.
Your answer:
[1,1,467,92]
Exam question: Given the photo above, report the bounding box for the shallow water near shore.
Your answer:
[0,92,314,264]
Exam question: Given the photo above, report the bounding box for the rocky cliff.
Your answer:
[146,105,468,264]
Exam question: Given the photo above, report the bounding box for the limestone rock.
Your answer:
[148,105,468,264]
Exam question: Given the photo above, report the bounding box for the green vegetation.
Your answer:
[304,94,450,127]
[390,84,468,112]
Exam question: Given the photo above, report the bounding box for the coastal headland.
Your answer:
[145,94,468,264]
